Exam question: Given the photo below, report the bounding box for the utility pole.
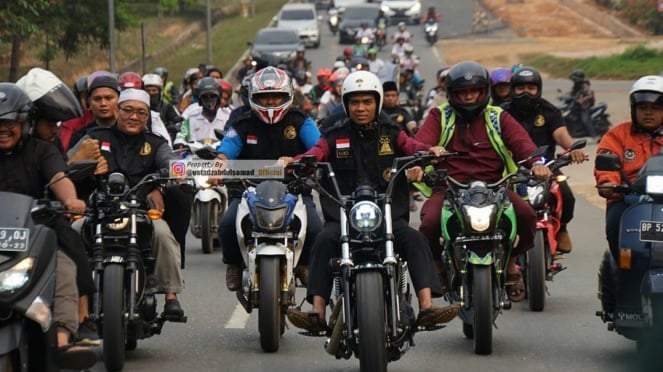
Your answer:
[206,0,212,65]
[109,0,116,72]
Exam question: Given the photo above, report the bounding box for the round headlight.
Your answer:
[194,175,210,188]
[350,201,382,232]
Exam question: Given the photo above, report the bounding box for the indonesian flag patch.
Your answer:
[101,141,111,152]
[336,138,350,149]
[247,135,258,145]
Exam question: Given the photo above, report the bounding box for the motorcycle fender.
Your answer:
[255,243,292,289]
[0,320,22,354]
[194,189,222,203]
[236,199,250,263]
[291,197,307,267]
[642,269,663,295]
[468,251,492,265]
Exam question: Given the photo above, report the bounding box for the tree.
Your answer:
[0,0,49,80]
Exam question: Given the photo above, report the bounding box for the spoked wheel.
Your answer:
[103,263,127,371]
[259,256,282,352]
[200,200,219,254]
[356,271,387,372]
[472,265,493,355]
[527,230,547,311]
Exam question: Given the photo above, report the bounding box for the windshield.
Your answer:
[255,30,299,45]
[344,7,379,20]
[280,9,315,21]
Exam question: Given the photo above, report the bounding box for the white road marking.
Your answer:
[225,303,250,328]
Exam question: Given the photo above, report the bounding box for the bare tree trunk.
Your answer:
[8,36,21,82]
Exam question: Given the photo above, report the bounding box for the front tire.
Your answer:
[472,265,493,355]
[103,264,126,372]
[356,271,387,372]
[259,256,281,352]
[527,230,547,311]
[200,201,218,254]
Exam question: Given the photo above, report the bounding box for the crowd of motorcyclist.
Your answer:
[3,2,663,368]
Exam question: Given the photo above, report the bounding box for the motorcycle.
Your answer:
[424,18,438,45]
[185,139,228,254]
[0,160,97,371]
[328,8,340,36]
[81,171,189,371]
[422,147,547,355]
[557,91,611,139]
[289,154,446,372]
[233,172,308,352]
[595,151,663,357]
[375,19,387,51]
[519,139,587,312]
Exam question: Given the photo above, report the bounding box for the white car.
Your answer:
[274,3,321,48]
[380,0,422,25]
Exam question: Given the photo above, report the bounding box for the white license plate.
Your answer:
[0,227,30,252]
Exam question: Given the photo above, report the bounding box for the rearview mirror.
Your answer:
[595,153,622,171]
[64,159,98,182]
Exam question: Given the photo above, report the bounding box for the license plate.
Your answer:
[640,221,663,242]
[0,227,29,252]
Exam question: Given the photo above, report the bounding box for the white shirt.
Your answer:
[368,58,385,75]
[174,105,231,145]
[149,111,173,148]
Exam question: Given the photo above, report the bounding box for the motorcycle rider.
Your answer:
[366,47,385,76]
[503,66,586,254]
[422,5,441,23]
[154,66,180,106]
[422,67,450,119]
[382,81,417,135]
[351,34,370,59]
[392,22,412,43]
[215,66,323,291]
[0,82,97,368]
[569,69,597,140]
[595,75,663,258]
[174,77,230,147]
[354,22,375,44]
[284,71,460,331]
[143,73,182,142]
[390,36,411,60]
[317,67,349,123]
[68,88,186,319]
[310,68,332,103]
[413,61,551,301]
[489,67,512,107]
[60,75,94,151]
[289,45,311,73]
[375,9,389,29]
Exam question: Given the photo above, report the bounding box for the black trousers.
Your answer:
[306,219,443,304]
[163,185,193,268]
[559,179,575,226]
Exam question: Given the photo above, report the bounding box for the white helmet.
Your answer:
[142,73,163,89]
[629,75,663,124]
[341,71,383,115]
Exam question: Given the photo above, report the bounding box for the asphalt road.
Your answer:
[85,1,645,371]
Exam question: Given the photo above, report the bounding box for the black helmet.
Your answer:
[0,83,35,138]
[569,69,585,83]
[154,67,168,80]
[73,75,88,100]
[195,76,221,111]
[509,66,542,110]
[445,61,490,121]
[17,67,82,123]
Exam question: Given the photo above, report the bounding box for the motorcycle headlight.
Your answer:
[0,257,34,295]
[254,205,288,231]
[462,205,496,232]
[107,203,129,231]
[350,201,382,232]
[527,185,546,208]
[194,175,210,188]
[646,175,663,194]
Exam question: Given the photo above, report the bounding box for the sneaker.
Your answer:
[557,230,572,253]
[294,265,309,287]
[75,318,100,347]
[226,264,242,291]
[416,303,460,327]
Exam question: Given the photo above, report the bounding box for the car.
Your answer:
[306,0,333,11]
[247,28,303,67]
[330,0,367,13]
[337,3,380,44]
[274,3,321,48]
[380,0,422,25]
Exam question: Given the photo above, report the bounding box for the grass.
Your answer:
[522,44,663,80]
[0,0,287,85]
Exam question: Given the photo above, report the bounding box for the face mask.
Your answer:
[200,95,219,113]
[149,94,161,110]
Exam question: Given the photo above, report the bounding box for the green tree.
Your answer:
[0,0,49,80]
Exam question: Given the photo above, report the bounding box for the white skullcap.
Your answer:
[118,88,150,108]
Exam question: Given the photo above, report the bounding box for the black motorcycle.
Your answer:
[81,171,190,371]
[290,153,449,371]
[0,161,97,372]
[596,152,663,359]
[557,91,611,138]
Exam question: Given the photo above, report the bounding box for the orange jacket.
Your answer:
[595,121,663,204]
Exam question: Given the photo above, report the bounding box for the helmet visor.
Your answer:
[632,92,663,106]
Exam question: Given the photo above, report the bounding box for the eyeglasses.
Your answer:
[118,106,150,120]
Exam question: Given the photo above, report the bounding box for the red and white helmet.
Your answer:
[249,66,293,124]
